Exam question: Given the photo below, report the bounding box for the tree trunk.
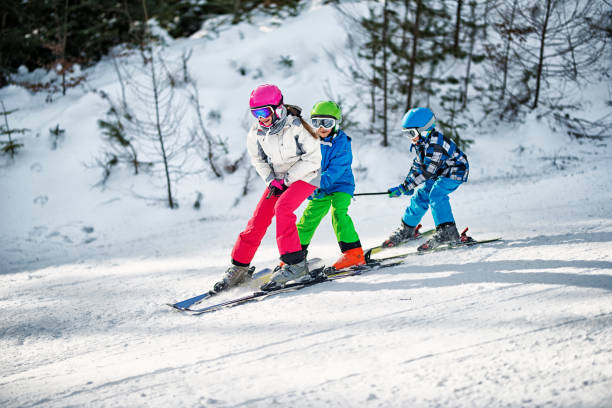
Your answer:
[406,0,422,111]
[426,61,435,107]
[400,0,410,51]
[453,0,463,55]
[61,0,69,96]
[483,0,491,40]
[533,0,553,110]
[233,0,241,24]
[500,0,518,103]
[461,2,477,108]
[142,0,174,208]
[192,84,222,178]
[398,0,411,104]
[370,46,377,130]
[150,53,174,209]
[1,101,15,159]
[382,0,389,146]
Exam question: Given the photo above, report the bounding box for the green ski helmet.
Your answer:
[310,101,342,133]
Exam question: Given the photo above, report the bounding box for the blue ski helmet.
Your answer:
[401,107,436,133]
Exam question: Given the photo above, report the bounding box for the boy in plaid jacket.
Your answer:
[384,107,469,251]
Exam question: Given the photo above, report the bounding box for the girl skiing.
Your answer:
[215,84,322,291]
[384,107,469,251]
[295,101,365,270]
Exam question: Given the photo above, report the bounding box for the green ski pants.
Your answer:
[296,192,361,251]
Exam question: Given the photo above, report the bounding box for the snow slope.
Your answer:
[1,1,611,407]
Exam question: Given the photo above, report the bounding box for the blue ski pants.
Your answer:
[402,177,463,227]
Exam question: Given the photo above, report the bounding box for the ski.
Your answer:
[371,236,502,263]
[176,235,501,315]
[187,259,414,315]
[167,258,323,311]
[187,266,366,315]
[167,266,271,311]
[364,224,435,262]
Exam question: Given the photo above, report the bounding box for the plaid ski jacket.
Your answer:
[403,130,469,191]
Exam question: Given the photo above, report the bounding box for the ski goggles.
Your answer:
[250,106,274,119]
[311,117,336,129]
[402,128,429,138]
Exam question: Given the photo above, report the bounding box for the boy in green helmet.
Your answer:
[296,101,365,270]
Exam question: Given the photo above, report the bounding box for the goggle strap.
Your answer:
[418,117,435,133]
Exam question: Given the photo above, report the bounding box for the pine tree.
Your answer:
[334,2,388,140]
[438,87,473,150]
[385,0,453,111]
[133,0,183,209]
[359,6,384,133]
[97,97,146,176]
[0,101,27,159]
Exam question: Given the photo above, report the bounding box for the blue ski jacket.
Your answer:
[403,130,469,191]
[318,129,356,196]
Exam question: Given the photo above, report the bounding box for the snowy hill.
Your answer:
[1,2,612,407]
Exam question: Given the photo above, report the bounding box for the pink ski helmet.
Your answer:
[249,84,283,109]
[249,84,285,128]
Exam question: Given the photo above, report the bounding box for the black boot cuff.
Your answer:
[339,240,362,252]
[280,250,306,265]
[231,259,249,267]
[436,221,456,230]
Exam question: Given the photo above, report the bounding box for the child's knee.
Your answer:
[331,206,349,220]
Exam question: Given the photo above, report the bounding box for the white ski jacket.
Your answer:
[246,115,322,187]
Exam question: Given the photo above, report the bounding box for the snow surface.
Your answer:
[1,2,611,407]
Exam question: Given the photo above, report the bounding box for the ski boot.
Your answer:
[213,264,251,292]
[417,222,461,252]
[261,259,326,290]
[382,223,422,248]
[332,247,366,270]
[274,245,308,272]
[262,259,309,290]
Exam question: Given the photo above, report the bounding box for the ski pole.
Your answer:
[353,192,389,196]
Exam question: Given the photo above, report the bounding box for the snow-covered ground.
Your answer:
[1,2,611,407]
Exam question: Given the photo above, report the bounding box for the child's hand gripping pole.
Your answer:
[266,179,287,199]
[387,183,413,198]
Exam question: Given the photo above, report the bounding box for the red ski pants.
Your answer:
[231,180,316,265]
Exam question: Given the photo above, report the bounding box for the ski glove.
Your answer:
[388,184,413,198]
[267,179,287,198]
[309,188,326,200]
